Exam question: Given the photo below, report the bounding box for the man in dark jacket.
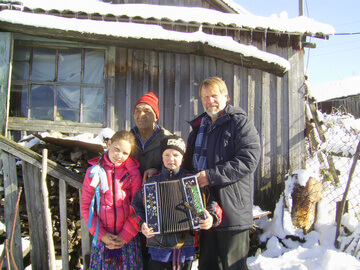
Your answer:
[183,77,261,270]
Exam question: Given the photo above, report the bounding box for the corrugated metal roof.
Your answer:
[0,1,334,38]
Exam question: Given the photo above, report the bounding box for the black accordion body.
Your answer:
[144,175,206,235]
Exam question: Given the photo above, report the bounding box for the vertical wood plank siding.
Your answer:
[0,32,11,136]
[113,0,204,7]
[113,46,306,210]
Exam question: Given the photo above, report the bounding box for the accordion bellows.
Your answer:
[144,175,206,234]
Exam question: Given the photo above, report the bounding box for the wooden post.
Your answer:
[307,101,340,185]
[59,179,69,270]
[299,0,304,16]
[22,162,49,269]
[0,32,12,136]
[79,189,91,270]
[335,140,360,248]
[41,149,56,270]
[2,152,24,270]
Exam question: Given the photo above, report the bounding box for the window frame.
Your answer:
[8,34,114,135]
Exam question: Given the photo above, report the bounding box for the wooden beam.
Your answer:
[8,118,105,135]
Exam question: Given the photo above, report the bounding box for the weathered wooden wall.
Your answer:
[106,0,225,12]
[110,0,202,5]
[0,32,11,136]
[318,96,360,119]
[112,44,306,210]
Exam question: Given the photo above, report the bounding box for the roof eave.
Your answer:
[1,21,289,77]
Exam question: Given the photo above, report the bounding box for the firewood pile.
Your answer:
[16,135,106,269]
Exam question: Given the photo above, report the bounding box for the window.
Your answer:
[10,43,105,124]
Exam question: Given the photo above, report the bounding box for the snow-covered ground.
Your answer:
[247,111,360,269]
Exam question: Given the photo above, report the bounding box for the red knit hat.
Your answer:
[134,92,160,119]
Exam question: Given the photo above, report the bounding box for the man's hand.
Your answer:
[196,170,209,187]
[141,222,155,238]
[199,209,214,230]
[142,168,158,186]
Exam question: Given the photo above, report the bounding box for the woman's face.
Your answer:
[107,139,131,164]
[162,149,183,170]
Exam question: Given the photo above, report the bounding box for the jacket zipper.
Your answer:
[112,165,116,234]
[113,170,130,235]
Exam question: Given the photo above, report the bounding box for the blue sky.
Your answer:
[234,0,360,86]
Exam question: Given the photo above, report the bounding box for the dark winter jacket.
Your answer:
[131,125,172,176]
[130,166,222,249]
[183,104,261,231]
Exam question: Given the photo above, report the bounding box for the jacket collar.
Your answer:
[159,165,182,180]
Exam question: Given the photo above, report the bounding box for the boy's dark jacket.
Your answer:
[130,166,222,249]
[183,104,262,231]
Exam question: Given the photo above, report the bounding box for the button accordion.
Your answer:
[144,175,206,234]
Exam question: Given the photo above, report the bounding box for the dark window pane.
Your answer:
[12,46,30,80]
[57,86,80,121]
[83,87,104,123]
[11,44,106,124]
[30,85,54,120]
[32,47,56,81]
[10,84,28,117]
[84,49,104,85]
[58,48,81,83]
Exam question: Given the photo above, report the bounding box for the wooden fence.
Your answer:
[0,135,90,270]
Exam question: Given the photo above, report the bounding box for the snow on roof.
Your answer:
[0,0,335,76]
[0,9,291,73]
[4,0,335,37]
[219,0,253,15]
[309,75,360,102]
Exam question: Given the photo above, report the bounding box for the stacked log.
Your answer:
[291,177,323,233]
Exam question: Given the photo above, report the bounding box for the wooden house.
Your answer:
[0,0,334,212]
[310,75,360,119]
[0,0,336,268]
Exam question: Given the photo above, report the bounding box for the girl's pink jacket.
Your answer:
[81,153,142,243]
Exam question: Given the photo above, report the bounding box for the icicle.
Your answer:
[198,24,203,33]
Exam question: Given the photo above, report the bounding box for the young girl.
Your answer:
[81,130,143,269]
[130,135,222,270]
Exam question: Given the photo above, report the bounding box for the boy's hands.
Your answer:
[141,222,155,238]
[199,209,213,230]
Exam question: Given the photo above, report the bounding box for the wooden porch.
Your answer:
[0,135,90,270]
